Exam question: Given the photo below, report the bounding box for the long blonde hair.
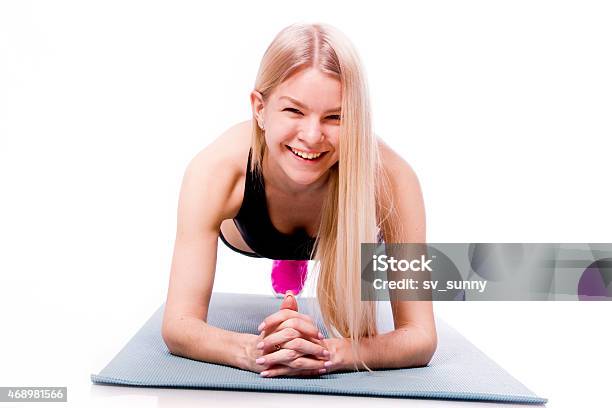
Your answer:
[251,23,397,371]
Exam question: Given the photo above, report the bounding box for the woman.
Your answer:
[161,22,437,378]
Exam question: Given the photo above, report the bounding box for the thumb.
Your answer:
[280,290,298,311]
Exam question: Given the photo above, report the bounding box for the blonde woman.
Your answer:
[161,23,437,378]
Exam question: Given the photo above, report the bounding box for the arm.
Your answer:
[326,141,437,371]
[325,324,436,371]
[164,314,258,369]
[161,141,261,371]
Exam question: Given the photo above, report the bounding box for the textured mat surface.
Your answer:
[91,292,547,404]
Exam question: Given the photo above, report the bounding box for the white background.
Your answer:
[1,1,611,407]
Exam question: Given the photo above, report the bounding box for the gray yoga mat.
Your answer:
[91,292,547,404]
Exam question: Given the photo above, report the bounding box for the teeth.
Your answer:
[290,147,323,160]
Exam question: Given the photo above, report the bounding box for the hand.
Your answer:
[255,291,332,377]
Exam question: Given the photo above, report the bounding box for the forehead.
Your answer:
[272,68,341,107]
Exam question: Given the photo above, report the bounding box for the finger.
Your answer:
[280,291,298,311]
[261,333,325,355]
[276,317,321,340]
[257,348,330,371]
[258,309,314,332]
[260,363,329,378]
[260,327,301,354]
[256,347,303,368]
[283,337,330,359]
[261,328,328,356]
[285,356,331,371]
[264,317,325,349]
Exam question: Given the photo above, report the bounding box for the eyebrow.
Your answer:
[279,96,341,114]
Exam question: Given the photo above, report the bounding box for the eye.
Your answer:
[327,115,341,121]
[283,107,303,115]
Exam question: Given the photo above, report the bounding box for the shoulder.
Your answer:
[183,120,254,222]
[376,136,422,194]
[189,120,252,170]
[375,136,426,242]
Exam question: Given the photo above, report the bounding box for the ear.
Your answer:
[250,90,266,129]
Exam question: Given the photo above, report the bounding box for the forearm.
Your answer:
[328,325,436,371]
[163,316,255,370]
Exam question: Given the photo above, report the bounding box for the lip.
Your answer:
[286,145,328,163]
[287,145,328,155]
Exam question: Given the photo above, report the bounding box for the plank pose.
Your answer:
[162,22,437,378]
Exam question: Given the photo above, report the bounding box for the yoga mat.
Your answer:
[91,292,547,404]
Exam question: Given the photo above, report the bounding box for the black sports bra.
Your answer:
[218,148,317,260]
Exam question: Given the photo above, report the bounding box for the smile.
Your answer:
[286,145,328,161]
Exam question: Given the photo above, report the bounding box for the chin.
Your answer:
[286,171,323,186]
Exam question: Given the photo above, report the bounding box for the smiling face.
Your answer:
[251,67,342,191]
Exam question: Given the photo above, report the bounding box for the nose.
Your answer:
[298,117,325,145]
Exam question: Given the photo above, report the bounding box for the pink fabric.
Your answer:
[271,260,309,296]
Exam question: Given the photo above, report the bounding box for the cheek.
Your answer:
[327,129,340,149]
[264,132,292,154]
[266,119,298,141]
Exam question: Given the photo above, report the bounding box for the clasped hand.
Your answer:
[246,291,332,377]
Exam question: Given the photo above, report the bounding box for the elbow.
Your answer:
[420,334,437,366]
[161,318,183,355]
[403,326,437,367]
[417,328,438,367]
